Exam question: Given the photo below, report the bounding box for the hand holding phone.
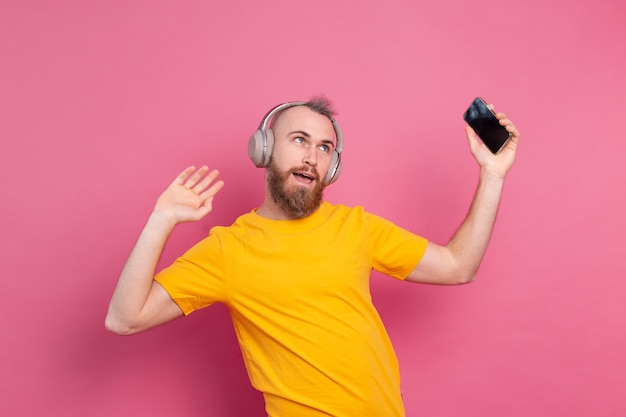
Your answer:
[463,97,511,154]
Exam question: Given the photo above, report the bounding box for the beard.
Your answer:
[266,160,324,219]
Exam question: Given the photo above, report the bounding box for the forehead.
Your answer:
[272,106,335,140]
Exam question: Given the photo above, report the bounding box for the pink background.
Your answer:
[1,0,625,416]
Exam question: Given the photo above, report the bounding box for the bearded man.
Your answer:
[105,95,520,417]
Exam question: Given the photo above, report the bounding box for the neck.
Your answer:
[256,197,293,220]
[256,181,300,220]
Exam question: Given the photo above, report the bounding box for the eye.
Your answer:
[294,136,305,144]
[319,144,331,153]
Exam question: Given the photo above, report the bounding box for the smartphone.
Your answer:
[463,97,511,154]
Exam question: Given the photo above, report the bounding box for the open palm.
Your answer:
[154,166,225,223]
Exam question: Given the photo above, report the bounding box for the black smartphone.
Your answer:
[463,97,511,154]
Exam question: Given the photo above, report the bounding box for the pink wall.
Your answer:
[1,0,625,416]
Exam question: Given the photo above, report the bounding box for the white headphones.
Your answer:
[247,101,344,185]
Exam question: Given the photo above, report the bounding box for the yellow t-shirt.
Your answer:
[155,202,428,417]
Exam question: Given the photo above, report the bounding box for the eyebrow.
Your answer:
[289,130,311,138]
[289,130,335,149]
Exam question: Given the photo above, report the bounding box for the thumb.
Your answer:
[465,126,480,149]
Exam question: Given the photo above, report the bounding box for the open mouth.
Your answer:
[292,171,316,185]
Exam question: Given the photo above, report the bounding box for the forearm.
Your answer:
[105,211,176,330]
[446,168,505,281]
[408,113,518,285]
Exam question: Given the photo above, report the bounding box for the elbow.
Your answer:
[104,314,140,336]
[449,264,477,285]
[456,272,476,285]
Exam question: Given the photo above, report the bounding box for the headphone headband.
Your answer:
[258,101,306,130]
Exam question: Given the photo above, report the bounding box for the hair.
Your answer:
[302,94,337,119]
[269,94,337,129]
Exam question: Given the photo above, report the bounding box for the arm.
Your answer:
[406,109,519,285]
[105,166,224,335]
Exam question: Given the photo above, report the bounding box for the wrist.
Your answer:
[478,168,507,193]
[148,208,178,231]
[479,166,507,182]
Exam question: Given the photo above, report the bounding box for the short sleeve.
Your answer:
[154,232,227,315]
[364,213,428,280]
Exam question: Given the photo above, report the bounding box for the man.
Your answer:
[105,96,520,416]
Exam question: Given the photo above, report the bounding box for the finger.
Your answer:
[192,168,220,193]
[498,118,520,138]
[495,113,515,128]
[184,165,209,188]
[172,166,197,187]
[498,117,512,129]
[465,126,481,150]
[198,178,225,200]
[507,124,520,138]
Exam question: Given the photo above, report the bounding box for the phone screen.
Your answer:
[463,97,511,154]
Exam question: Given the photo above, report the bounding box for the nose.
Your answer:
[303,146,317,166]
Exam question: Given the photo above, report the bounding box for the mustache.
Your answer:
[288,165,320,181]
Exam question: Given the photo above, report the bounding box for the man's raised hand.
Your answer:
[153,166,225,224]
[466,107,520,179]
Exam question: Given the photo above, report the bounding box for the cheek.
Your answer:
[320,152,334,170]
[269,147,290,167]
[274,147,307,168]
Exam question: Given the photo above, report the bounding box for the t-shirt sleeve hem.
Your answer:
[398,237,429,280]
[154,276,197,316]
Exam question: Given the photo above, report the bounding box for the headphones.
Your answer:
[248,101,344,185]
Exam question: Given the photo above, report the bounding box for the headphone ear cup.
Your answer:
[248,129,264,167]
[248,128,275,167]
[263,128,275,167]
[325,150,342,185]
